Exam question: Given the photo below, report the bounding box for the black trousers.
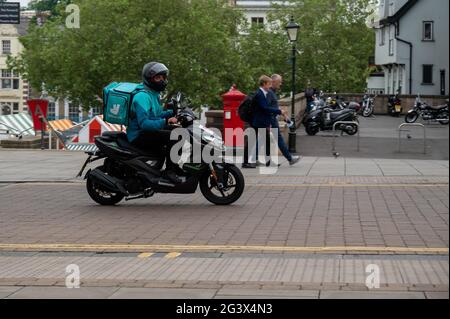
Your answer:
[243,126,271,164]
[131,130,178,170]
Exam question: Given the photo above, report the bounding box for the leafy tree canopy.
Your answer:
[9,0,375,110]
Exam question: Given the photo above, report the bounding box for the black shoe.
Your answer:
[242,163,257,169]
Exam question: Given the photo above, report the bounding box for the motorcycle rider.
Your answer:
[126,62,181,183]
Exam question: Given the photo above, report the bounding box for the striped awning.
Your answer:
[0,113,35,136]
[48,119,75,132]
[65,143,98,152]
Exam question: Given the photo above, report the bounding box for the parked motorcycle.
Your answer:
[309,91,326,112]
[361,94,376,117]
[77,92,245,206]
[302,104,359,136]
[387,94,403,117]
[325,94,361,113]
[405,96,449,125]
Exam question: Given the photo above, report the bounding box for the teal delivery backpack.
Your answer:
[103,82,144,125]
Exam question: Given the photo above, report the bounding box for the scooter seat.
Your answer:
[329,109,353,119]
[100,132,162,158]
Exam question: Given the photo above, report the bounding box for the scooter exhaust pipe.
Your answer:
[88,168,128,195]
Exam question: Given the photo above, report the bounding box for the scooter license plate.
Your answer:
[395,104,402,112]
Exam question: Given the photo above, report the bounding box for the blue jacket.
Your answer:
[251,88,282,128]
[127,87,173,142]
[267,88,280,128]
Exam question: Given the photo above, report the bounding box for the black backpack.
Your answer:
[238,92,257,123]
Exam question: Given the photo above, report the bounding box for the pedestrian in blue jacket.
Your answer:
[268,74,301,166]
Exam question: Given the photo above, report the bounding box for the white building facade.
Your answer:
[0,14,31,116]
[370,0,449,96]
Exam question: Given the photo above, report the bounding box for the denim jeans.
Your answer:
[271,120,292,162]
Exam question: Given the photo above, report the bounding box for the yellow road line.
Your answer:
[251,183,449,188]
[137,252,154,259]
[0,244,447,255]
[165,252,181,259]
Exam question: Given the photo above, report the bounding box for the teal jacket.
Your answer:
[127,87,173,142]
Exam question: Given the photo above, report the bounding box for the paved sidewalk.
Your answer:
[0,149,448,299]
[0,149,448,182]
[0,253,448,299]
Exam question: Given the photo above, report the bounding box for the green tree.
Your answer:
[9,0,375,111]
[27,0,72,15]
[265,0,375,94]
[10,0,249,109]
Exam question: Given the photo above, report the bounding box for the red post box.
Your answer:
[222,85,246,147]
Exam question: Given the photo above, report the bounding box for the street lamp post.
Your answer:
[285,16,300,154]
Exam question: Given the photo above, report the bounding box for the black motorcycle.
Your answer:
[77,92,245,206]
[405,96,449,125]
[302,104,359,136]
[387,94,402,117]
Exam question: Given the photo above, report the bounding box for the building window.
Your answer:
[389,39,394,55]
[48,102,56,120]
[379,28,385,46]
[13,103,19,114]
[423,21,434,41]
[68,103,80,122]
[2,40,11,55]
[1,69,20,90]
[422,65,434,85]
[251,17,264,27]
[388,25,394,55]
[399,67,404,93]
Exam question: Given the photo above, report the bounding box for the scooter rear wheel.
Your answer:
[344,124,359,136]
[200,165,245,206]
[86,167,125,206]
[305,124,319,136]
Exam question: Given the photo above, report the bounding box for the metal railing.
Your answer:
[398,123,427,154]
[332,121,360,152]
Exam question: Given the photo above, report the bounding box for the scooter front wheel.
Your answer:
[362,106,374,117]
[200,165,245,206]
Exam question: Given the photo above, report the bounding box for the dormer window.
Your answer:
[423,21,434,41]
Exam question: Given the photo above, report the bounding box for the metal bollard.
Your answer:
[398,123,427,154]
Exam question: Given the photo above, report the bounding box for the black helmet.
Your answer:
[142,62,169,79]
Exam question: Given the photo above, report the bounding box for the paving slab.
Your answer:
[216,288,319,299]
[108,287,217,299]
[5,286,119,299]
[425,291,449,299]
[0,286,23,298]
[319,291,426,299]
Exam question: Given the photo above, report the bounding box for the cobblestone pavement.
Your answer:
[1,148,448,298]
[0,181,447,249]
[0,252,448,299]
